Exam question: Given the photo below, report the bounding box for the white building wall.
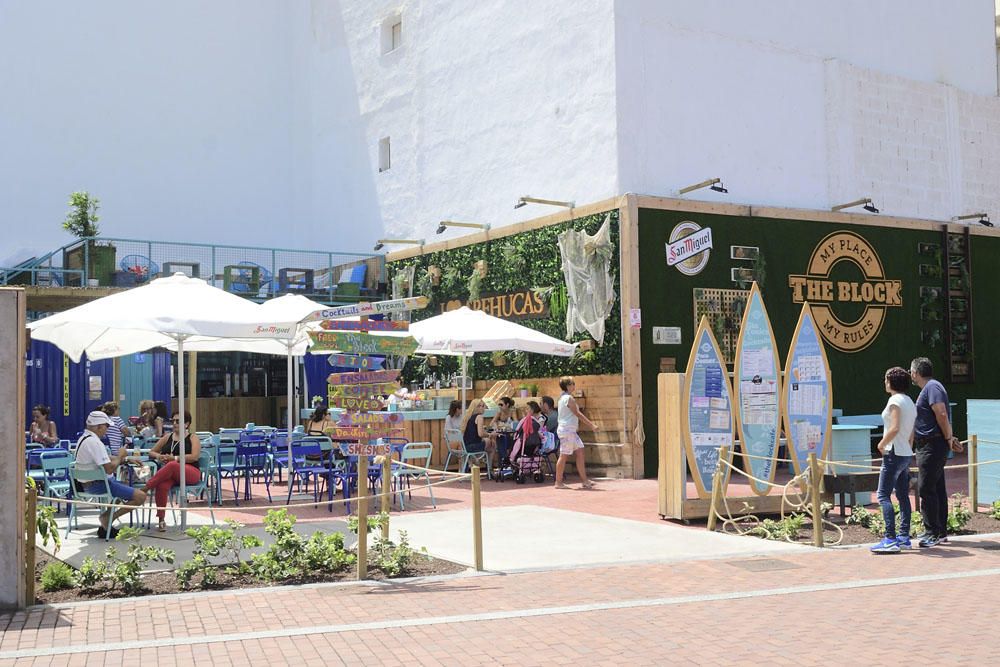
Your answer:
[336,0,619,244]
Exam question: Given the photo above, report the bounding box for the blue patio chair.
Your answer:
[26,448,48,486]
[231,437,272,505]
[118,254,161,282]
[285,441,340,507]
[68,466,121,541]
[392,442,436,510]
[443,437,492,480]
[168,450,216,526]
[40,449,73,513]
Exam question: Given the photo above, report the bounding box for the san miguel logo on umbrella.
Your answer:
[309,331,419,356]
[787,231,902,352]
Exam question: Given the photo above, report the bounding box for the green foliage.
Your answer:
[62,191,101,238]
[177,520,263,589]
[25,477,61,553]
[391,211,622,384]
[371,530,427,576]
[40,561,76,592]
[467,268,483,301]
[947,494,973,533]
[250,509,354,582]
[989,500,1000,521]
[748,513,806,541]
[846,503,924,537]
[77,528,175,594]
[348,512,388,534]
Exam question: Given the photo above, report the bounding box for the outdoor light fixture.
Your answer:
[436,221,491,235]
[373,238,424,252]
[678,178,728,195]
[514,196,575,210]
[952,213,992,227]
[831,198,879,214]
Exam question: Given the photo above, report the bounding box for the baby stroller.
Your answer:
[510,414,547,484]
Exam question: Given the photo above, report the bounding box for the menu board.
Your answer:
[683,317,735,498]
[782,303,832,473]
[733,284,781,495]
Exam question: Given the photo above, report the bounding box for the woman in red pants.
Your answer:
[143,411,201,532]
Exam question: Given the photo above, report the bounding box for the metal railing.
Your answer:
[0,237,385,304]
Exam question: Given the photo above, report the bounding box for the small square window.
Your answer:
[391,21,402,50]
[380,15,402,55]
[378,137,391,172]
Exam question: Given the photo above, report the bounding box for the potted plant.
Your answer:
[428,355,438,367]
[491,350,507,367]
[311,395,325,408]
[518,384,529,398]
[529,383,539,397]
[61,191,115,286]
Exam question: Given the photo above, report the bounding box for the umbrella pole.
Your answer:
[177,336,188,530]
[461,353,468,409]
[287,348,294,474]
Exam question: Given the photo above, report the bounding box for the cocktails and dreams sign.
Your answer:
[787,231,902,352]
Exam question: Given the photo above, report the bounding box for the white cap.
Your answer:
[86,411,113,427]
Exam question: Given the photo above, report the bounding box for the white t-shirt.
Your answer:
[557,394,578,432]
[882,393,916,456]
[74,430,110,472]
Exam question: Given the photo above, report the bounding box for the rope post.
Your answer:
[471,465,484,571]
[380,455,391,541]
[706,445,729,532]
[808,453,823,548]
[25,486,36,607]
[357,451,368,580]
[969,434,979,513]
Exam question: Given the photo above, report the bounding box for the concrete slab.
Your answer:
[388,505,809,572]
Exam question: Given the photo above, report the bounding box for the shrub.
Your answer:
[40,562,76,592]
[748,513,806,542]
[77,527,175,595]
[847,503,924,537]
[250,509,354,582]
[947,494,973,533]
[371,531,427,576]
[990,500,1000,521]
[177,520,263,589]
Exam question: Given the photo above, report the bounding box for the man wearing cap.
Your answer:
[75,411,147,539]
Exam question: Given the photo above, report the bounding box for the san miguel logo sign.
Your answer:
[787,231,901,352]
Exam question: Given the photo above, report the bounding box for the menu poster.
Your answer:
[733,284,782,495]
[781,302,833,474]
[683,317,735,498]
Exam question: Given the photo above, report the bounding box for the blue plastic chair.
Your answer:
[40,450,73,513]
[118,254,161,281]
[285,442,339,506]
[392,441,436,510]
[167,450,216,526]
[232,436,271,505]
[67,466,121,541]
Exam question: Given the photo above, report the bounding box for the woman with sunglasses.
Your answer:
[143,411,201,532]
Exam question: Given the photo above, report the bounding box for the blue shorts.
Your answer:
[86,476,136,501]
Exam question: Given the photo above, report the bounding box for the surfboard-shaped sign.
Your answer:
[733,284,782,495]
[781,302,833,474]
[682,316,735,499]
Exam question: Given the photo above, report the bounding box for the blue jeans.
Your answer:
[877,451,911,539]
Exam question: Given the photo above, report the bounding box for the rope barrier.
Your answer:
[730,450,797,464]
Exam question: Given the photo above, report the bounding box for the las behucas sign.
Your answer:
[787,231,902,352]
[442,290,549,320]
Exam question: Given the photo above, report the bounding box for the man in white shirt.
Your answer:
[75,411,147,539]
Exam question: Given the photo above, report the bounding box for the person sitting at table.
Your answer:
[74,411,147,539]
[541,395,560,448]
[306,406,335,435]
[100,402,131,453]
[491,397,517,432]
[444,400,464,451]
[142,411,201,532]
[136,400,163,440]
[464,400,491,456]
[29,404,58,445]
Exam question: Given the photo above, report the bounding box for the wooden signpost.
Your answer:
[324,425,404,440]
[347,442,393,457]
[327,354,385,370]
[321,319,409,331]
[304,295,429,322]
[309,331,419,356]
[340,412,405,425]
[328,396,385,411]
[327,369,400,385]
[328,382,400,397]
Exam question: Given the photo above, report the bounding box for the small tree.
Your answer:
[62,191,100,238]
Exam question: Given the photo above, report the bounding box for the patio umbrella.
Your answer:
[406,307,578,409]
[28,273,300,527]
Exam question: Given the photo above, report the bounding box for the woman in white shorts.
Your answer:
[555,376,597,489]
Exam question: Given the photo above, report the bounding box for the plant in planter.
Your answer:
[518,384,529,398]
[311,395,325,408]
[491,350,507,367]
[529,384,539,397]
[62,191,116,286]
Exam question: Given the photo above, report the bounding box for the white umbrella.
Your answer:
[29,273,300,527]
[406,307,577,408]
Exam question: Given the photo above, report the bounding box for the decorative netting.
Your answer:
[557,214,617,345]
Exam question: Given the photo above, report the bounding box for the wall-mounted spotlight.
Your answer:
[678,178,728,195]
[373,238,425,252]
[515,196,575,210]
[952,213,992,227]
[436,221,491,235]
[831,198,879,214]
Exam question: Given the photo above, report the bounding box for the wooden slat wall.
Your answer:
[188,397,287,433]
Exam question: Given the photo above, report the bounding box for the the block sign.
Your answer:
[309,331,419,356]
[787,230,902,352]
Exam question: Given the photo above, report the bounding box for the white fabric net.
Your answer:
[557,214,617,345]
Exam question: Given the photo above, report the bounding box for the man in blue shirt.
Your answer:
[910,357,962,548]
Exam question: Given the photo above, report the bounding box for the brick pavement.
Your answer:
[3,535,999,665]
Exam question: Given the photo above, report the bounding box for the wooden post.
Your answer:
[25,487,36,607]
[357,449,368,580]
[1,288,28,609]
[381,455,391,541]
[808,453,823,548]
[969,434,979,513]
[706,445,729,532]
[471,464,484,571]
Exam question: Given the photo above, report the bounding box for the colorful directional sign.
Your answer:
[328,396,386,411]
[346,443,392,457]
[328,382,400,398]
[320,319,409,332]
[326,354,386,370]
[309,331,420,356]
[304,296,429,322]
[324,425,404,440]
[327,369,400,386]
[339,412,405,425]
